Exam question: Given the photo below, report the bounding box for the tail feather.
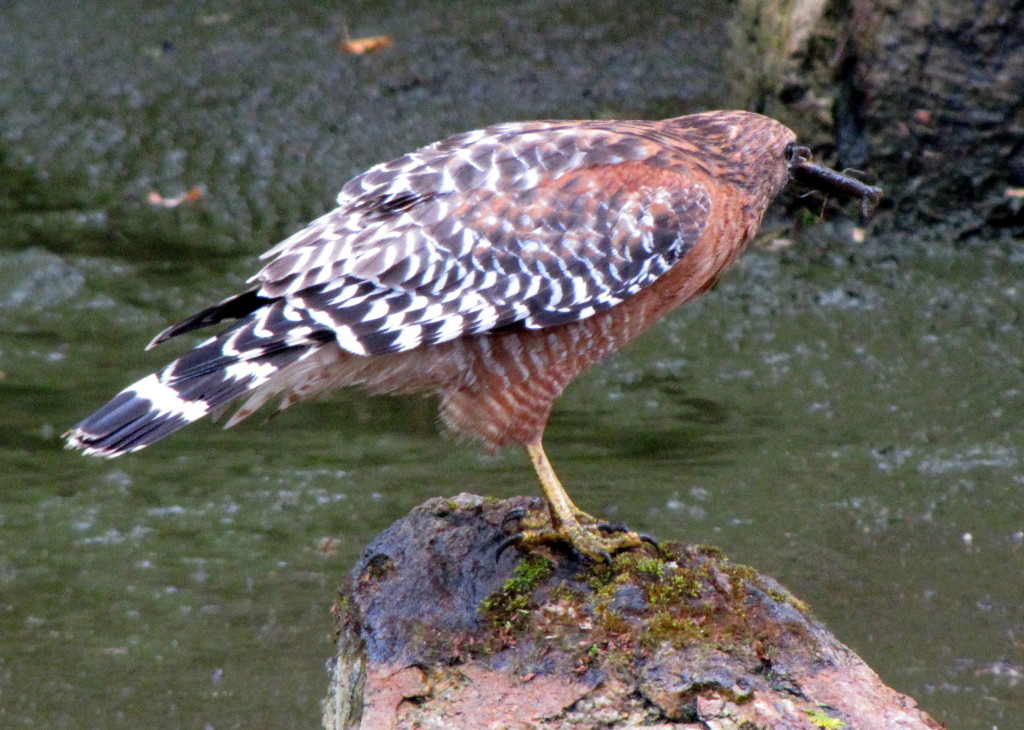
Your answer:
[65,346,312,457]
[66,301,330,457]
[147,288,273,349]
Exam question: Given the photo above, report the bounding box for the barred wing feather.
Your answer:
[252,122,711,356]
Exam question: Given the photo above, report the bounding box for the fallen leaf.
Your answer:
[339,34,393,54]
[147,185,204,208]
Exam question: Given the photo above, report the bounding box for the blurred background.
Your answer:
[1,1,1020,728]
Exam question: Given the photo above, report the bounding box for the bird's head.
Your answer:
[664,111,883,219]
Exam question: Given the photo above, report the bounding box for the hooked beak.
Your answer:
[787,146,883,218]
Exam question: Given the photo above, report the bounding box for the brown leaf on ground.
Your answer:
[338,35,393,54]
[147,186,204,208]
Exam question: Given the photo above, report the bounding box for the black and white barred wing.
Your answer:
[252,121,712,355]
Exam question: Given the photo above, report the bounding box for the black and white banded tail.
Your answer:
[64,297,329,457]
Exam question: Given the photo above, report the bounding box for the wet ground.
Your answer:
[1,1,1021,728]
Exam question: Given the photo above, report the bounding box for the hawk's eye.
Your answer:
[785,143,811,164]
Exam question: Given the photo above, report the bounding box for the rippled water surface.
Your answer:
[1,2,1021,728]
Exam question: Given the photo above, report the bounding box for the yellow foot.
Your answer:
[513,439,660,562]
[523,523,649,563]
[499,505,656,563]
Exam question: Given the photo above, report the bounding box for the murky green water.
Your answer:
[1,1,1021,728]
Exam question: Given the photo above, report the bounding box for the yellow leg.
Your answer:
[519,438,646,561]
[526,440,594,526]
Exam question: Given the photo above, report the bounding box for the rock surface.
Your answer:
[324,494,941,729]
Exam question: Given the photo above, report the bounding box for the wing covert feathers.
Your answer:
[251,122,712,357]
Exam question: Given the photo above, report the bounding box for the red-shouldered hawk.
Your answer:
[65,110,881,561]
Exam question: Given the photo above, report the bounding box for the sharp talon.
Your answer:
[567,539,612,564]
[638,532,662,555]
[495,533,524,563]
[499,506,527,532]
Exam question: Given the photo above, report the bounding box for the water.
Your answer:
[1,1,1021,728]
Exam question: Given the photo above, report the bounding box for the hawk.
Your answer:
[65,110,881,560]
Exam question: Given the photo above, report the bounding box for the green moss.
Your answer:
[429,498,464,516]
[645,612,706,644]
[547,583,578,603]
[633,555,669,578]
[503,554,552,593]
[477,541,810,675]
[478,555,553,629]
[805,707,847,729]
[768,587,810,614]
[649,572,704,605]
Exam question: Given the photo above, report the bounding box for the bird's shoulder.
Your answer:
[335,119,678,208]
[257,120,710,278]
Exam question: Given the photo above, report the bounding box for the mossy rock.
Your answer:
[325,494,940,729]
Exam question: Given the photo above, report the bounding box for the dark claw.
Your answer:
[499,506,527,532]
[495,532,524,563]
[571,542,612,564]
[638,532,663,556]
